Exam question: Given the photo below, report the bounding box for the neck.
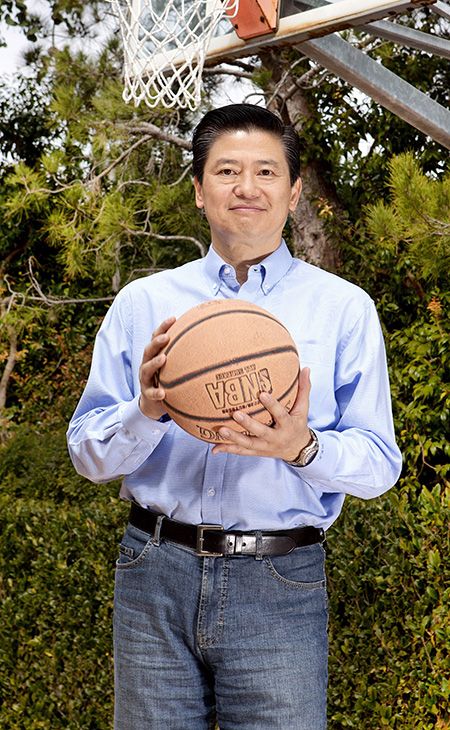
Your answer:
[212,240,280,284]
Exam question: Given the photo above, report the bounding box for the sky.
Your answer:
[0,6,261,106]
[0,24,29,75]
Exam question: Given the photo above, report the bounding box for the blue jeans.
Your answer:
[114,522,328,729]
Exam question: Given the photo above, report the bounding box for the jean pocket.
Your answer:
[116,523,154,570]
[264,543,326,589]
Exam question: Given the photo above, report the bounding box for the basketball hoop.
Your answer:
[109,0,240,110]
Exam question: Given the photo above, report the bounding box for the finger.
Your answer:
[142,333,170,364]
[142,317,177,363]
[258,390,292,426]
[232,409,272,437]
[213,424,259,454]
[212,409,276,455]
[290,367,311,416]
[212,437,258,457]
[152,316,176,339]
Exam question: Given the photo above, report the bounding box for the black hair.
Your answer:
[192,103,301,185]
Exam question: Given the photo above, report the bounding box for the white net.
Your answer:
[110,0,240,111]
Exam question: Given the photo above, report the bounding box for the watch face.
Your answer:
[301,443,319,465]
[295,431,319,466]
[286,430,319,467]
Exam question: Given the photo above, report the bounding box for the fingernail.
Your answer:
[220,428,231,438]
[234,411,244,422]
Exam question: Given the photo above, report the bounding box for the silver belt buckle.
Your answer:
[196,524,224,557]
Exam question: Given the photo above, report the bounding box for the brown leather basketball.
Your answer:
[157,299,300,443]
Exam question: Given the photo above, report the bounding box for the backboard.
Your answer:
[111,0,450,147]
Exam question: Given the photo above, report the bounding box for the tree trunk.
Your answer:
[260,50,342,271]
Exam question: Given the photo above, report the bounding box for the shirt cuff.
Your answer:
[120,396,171,445]
[295,430,338,480]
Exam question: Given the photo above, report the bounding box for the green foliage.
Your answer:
[326,283,449,729]
[1,6,449,727]
[327,482,449,728]
[0,0,107,44]
[366,153,450,283]
[0,77,55,168]
[0,426,125,729]
[390,310,449,483]
[324,152,450,727]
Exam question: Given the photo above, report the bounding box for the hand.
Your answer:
[212,367,312,461]
[138,317,176,420]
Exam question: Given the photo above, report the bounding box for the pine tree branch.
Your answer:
[169,162,192,187]
[266,56,311,107]
[120,225,206,257]
[24,260,115,307]
[90,134,153,184]
[215,59,257,73]
[0,325,17,412]
[121,123,192,151]
[203,66,255,80]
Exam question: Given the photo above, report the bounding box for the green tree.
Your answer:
[326,153,449,728]
[0,42,206,425]
[0,4,449,726]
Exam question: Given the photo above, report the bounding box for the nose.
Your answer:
[233,172,260,199]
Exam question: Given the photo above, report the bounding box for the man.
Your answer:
[67,104,402,729]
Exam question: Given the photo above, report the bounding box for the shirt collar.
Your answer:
[202,240,293,296]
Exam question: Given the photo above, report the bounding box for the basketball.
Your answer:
[157,299,300,443]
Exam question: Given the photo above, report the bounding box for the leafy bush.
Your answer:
[327,483,448,729]
[325,154,449,728]
[326,321,449,729]
[0,427,124,728]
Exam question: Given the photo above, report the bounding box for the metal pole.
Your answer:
[298,33,450,147]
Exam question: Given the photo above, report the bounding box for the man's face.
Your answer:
[193,129,301,258]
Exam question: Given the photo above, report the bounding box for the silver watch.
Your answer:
[285,429,319,467]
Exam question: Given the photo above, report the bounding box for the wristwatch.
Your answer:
[285,429,319,467]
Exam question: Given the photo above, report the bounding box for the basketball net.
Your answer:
[110,0,240,110]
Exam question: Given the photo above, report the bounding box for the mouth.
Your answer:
[229,206,265,212]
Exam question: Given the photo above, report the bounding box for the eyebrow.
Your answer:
[213,158,282,168]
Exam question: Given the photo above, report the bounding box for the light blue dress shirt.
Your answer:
[67,241,402,531]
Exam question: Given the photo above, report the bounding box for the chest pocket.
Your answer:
[296,343,337,426]
[297,343,333,367]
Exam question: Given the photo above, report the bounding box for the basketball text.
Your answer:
[205,367,273,411]
[195,426,252,442]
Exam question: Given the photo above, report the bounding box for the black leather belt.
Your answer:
[129,502,325,558]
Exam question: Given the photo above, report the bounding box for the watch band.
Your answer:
[285,429,319,467]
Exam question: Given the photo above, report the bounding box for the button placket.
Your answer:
[201,448,226,524]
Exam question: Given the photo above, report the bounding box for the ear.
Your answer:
[193,176,204,209]
[289,178,302,212]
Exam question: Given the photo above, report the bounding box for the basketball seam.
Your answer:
[164,307,292,358]
[159,346,298,389]
[163,369,299,423]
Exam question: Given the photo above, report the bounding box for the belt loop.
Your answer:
[152,514,165,546]
[255,530,263,561]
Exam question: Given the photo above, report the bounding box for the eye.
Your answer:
[218,168,237,176]
[258,168,275,176]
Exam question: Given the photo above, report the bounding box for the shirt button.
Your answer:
[207,488,216,497]
[224,267,231,274]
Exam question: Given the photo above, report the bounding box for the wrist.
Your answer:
[284,429,319,468]
[138,395,166,421]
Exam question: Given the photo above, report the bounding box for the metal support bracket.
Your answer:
[431,1,450,19]
[298,32,450,148]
